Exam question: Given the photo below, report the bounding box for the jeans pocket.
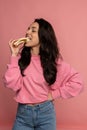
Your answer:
[16,104,26,116]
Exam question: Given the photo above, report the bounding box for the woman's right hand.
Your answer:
[9,39,24,56]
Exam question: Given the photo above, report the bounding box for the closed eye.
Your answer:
[32,30,37,32]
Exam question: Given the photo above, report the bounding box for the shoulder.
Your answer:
[57,57,71,72]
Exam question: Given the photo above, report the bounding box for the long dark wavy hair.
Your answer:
[18,18,60,86]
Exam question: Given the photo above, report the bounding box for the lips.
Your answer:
[26,34,32,41]
[28,37,32,40]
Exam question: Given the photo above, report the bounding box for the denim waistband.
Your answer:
[18,100,53,109]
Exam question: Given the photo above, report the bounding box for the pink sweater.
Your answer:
[4,55,83,103]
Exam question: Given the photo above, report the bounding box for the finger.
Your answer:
[9,40,17,47]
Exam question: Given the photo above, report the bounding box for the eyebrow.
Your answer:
[32,27,37,29]
[28,26,37,30]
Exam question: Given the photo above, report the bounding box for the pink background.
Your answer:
[0,0,87,130]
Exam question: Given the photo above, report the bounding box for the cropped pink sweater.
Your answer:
[4,55,83,103]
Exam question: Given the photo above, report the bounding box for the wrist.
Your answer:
[12,53,18,57]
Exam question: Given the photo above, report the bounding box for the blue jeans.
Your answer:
[12,100,56,130]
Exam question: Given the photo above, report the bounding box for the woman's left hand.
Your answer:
[48,92,53,100]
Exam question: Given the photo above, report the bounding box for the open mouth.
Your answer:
[25,34,32,41]
[27,37,32,41]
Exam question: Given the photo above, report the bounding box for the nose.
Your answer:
[26,30,31,37]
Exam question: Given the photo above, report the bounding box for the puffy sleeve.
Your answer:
[50,58,84,99]
[4,56,23,92]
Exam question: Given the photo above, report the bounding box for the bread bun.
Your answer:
[13,37,29,47]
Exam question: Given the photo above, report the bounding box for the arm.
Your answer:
[50,59,84,99]
[4,56,23,92]
[4,39,24,92]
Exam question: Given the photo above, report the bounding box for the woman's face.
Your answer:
[25,22,40,48]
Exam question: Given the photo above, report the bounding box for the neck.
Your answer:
[31,46,40,56]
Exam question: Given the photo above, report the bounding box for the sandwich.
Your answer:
[13,37,30,47]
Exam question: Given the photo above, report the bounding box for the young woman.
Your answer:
[4,18,83,130]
